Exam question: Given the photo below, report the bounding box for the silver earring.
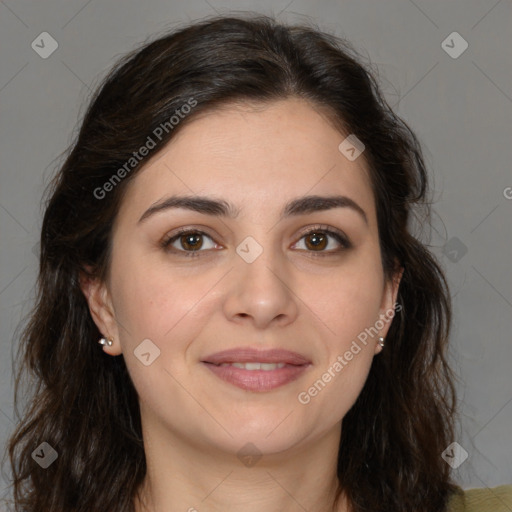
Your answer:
[378,336,385,348]
[98,337,113,347]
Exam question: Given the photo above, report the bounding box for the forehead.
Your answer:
[117,98,376,225]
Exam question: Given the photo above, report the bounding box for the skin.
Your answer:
[81,97,402,512]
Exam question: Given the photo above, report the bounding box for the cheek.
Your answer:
[301,254,383,420]
[326,352,374,422]
[111,264,210,408]
[110,252,219,357]
[296,336,375,434]
[312,254,384,341]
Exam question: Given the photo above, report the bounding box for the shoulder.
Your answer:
[446,484,512,512]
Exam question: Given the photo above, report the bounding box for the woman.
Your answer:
[6,13,512,512]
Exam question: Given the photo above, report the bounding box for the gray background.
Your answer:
[1,0,511,502]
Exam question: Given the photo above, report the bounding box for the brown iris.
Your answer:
[180,232,203,251]
[304,232,327,251]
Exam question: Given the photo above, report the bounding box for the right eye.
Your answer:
[160,229,220,257]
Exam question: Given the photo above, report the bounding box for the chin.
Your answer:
[217,417,309,454]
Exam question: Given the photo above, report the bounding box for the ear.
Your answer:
[79,266,122,356]
[375,262,404,354]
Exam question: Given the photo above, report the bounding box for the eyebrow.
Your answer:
[137,194,368,225]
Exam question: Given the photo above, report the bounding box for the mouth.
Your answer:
[201,347,311,392]
[215,361,288,370]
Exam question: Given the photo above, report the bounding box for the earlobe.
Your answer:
[374,335,386,355]
[79,269,121,354]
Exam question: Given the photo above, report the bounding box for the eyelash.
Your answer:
[160,225,352,259]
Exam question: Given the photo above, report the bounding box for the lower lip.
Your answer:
[203,362,310,392]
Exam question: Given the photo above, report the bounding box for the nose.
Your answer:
[222,243,299,330]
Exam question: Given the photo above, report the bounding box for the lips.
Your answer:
[201,347,311,392]
[202,347,311,366]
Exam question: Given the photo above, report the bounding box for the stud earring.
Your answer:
[378,336,385,348]
[98,337,113,347]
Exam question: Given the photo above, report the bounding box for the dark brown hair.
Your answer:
[5,13,461,512]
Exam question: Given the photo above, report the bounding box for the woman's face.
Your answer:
[84,97,400,457]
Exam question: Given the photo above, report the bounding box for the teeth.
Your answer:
[218,362,286,370]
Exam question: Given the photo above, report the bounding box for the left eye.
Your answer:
[293,229,350,253]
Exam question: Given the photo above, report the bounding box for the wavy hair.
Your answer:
[5,13,461,512]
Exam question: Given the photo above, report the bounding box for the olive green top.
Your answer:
[447,484,512,512]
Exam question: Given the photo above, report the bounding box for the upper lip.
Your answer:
[202,347,311,365]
